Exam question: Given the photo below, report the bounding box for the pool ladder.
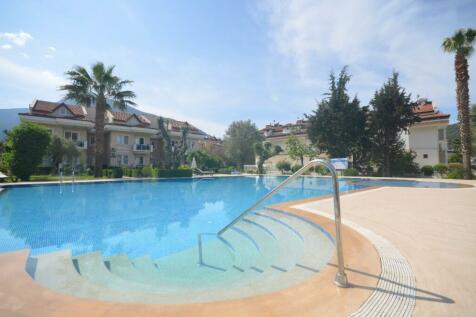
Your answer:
[200,159,349,288]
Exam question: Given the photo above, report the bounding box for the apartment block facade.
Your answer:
[19,100,209,168]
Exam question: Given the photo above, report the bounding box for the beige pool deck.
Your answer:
[0,177,475,316]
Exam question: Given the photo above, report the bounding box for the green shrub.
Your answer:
[157,168,193,178]
[314,165,330,175]
[35,166,53,175]
[3,122,51,180]
[433,164,448,176]
[291,164,303,173]
[276,160,291,173]
[343,168,359,176]
[447,163,464,179]
[142,166,152,177]
[448,153,462,163]
[217,167,234,174]
[102,168,112,177]
[111,167,123,178]
[151,168,159,178]
[421,165,434,176]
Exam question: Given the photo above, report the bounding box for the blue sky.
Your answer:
[0,0,475,137]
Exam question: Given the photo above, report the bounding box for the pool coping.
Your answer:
[271,188,417,317]
[0,174,472,189]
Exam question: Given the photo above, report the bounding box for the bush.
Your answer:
[447,163,464,179]
[433,164,448,176]
[448,153,462,163]
[421,165,434,177]
[102,168,112,177]
[217,167,234,174]
[36,166,53,175]
[186,150,223,171]
[142,166,152,177]
[343,168,359,176]
[314,165,330,175]
[111,167,123,178]
[390,150,419,176]
[276,160,291,173]
[3,123,51,180]
[157,168,193,178]
[291,164,303,173]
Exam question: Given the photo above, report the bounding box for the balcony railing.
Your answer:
[74,140,87,149]
[133,144,153,152]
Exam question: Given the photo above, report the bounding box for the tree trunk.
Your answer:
[455,52,472,179]
[94,97,106,177]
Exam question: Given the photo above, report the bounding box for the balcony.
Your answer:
[133,144,153,152]
[74,140,87,149]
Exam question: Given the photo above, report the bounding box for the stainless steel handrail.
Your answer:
[217,159,348,287]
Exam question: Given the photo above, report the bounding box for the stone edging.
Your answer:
[308,210,416,317]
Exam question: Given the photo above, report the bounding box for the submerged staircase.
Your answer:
[29,159,346,303]
[29,208,334,304]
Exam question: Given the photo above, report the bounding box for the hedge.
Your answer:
[157,168,192,178]
[122,166,192,178]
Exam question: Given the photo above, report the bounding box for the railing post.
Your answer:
[326,161,348,288]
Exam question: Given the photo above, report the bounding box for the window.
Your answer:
[138,156,144,166]
[116,135,129,145]
[116,154,129,166]
[423,154,428,159]
[59,107,66,115]
[90,135,95,145]
[438,129,445,141]
[138,137,145,145]
[64,131,79,141]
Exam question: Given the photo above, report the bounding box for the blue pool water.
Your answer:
[0,176,463,259]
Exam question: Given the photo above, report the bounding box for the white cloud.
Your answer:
[47,46,56,52]
[20,52,29,58]
[1,44,12,50]
[260,0,475,116]
[44,54,54,59]
[0,31,33,47]
[0,56,65,90]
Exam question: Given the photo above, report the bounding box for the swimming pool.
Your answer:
[0,176,465,303]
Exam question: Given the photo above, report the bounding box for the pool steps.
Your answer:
[29,208,335,303]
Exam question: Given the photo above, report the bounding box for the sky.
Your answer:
[0,0,475,137]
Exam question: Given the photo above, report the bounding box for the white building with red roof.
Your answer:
[402,100,450,167]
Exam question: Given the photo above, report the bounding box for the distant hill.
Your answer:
[0,108,27,140]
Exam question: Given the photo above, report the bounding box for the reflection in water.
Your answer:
[0,176,367,258]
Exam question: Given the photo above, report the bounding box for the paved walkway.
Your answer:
[294,183,476,316]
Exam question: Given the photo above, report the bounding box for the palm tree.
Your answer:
[60,62,136,177]
[443,28,476,179]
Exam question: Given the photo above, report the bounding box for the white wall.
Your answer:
[407,123,447,167]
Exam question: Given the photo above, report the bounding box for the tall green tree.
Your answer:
[254,141,282,174]
[368,72,417,176]
[60,62,136,177]
[285,134,314,166]
[442,28,476,179]
[306,67,368,163]
[158,117,189,169]
[2,123,51,180]
[224,120,263,168]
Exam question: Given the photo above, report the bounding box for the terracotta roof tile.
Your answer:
[413,103,450,121]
